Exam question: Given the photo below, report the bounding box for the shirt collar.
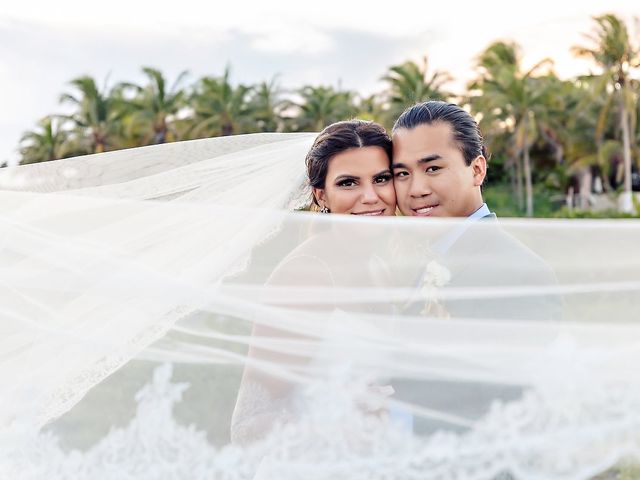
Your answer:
[432,203,491,255]
[468,203,491,221]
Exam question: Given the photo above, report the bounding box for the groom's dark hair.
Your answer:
[392,101,489,166]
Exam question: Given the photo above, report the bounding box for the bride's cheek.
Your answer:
[386,185,397,204]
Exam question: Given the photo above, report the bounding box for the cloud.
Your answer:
[250,26,334,55]
[0,18,439,161]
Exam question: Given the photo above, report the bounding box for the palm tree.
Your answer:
[381,56,452,124]
[469,41,556,216]
[188,67,254,138]
[59,75,127,154]
[355,93,386,126]
[572,14,640,212]
[120,67,188,145]
[248,77,287,132]
[288,85,358,132]
[19,116,70,164]
[558,77,625,193]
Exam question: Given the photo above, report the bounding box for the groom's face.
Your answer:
[392,122,486,218]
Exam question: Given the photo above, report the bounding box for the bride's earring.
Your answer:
[320,205,329,214]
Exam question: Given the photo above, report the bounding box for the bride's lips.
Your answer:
[411,205,439,216]
[352,209,386,216]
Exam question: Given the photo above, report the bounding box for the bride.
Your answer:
[1,111,640,479]
[231,119,401,444]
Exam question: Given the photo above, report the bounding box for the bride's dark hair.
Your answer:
[306,120,392,206]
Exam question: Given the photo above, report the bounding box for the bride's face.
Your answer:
[313,146,396,216]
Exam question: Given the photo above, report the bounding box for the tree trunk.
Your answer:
[514,155,524,211]
[566,186,574,212]
[522,116,534,217]
[619,94,634,213]
[222,123,234,136]
[578,167,592,210]
[153,118,167,144]
[523,146,534,217]
[509,157,518,207]
[93,129,107,153]
[153,130,166,144]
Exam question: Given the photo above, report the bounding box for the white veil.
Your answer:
[1,133,639,480]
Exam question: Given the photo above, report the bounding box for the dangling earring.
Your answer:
[320,206,329,214]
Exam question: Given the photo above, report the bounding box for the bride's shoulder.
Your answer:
[266,235,335,287]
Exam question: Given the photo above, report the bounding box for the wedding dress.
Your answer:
[1,133,640,480]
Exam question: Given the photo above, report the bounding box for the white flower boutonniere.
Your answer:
[420,260,452,318]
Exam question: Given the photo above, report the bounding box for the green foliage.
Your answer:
[468,40,559,217]
[118,67,189,145]
[572,13,640,198]
[188,66,255,138]
[287,85,359,132]
[552,207,640,218]
[483,184,564,218]
[19,116,71,164]
[249,77,287,132]
[592,461,640,479]
[58,75,129,154]
[381,56,452,125]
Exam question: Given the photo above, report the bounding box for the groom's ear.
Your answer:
[312,187,327,208]
[470,155,487,187]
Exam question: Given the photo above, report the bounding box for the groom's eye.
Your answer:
[394,170,409,178]
[425,166,441,173]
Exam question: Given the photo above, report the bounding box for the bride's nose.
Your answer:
[360,183,380,204]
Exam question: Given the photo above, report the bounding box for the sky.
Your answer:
[1,0,638,165]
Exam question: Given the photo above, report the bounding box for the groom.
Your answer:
[391,100,561,322]
[389,101,562,434]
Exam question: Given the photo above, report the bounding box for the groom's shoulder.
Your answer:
[451,214,555,280]
[489,223,556,284]
[478,216,540,259]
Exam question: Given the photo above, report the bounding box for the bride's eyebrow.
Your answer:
[334,174,359,182]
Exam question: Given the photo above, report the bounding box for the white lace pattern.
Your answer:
[3,363,640,480]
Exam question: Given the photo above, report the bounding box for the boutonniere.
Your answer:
[420,260,451,317]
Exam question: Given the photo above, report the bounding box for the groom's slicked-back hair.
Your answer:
[393,101,488,166]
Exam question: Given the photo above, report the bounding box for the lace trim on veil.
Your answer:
[5,363,640,480]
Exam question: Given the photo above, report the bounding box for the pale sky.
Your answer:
[1,0,637,165]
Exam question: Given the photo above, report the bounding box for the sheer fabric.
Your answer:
[1,133,639,479]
